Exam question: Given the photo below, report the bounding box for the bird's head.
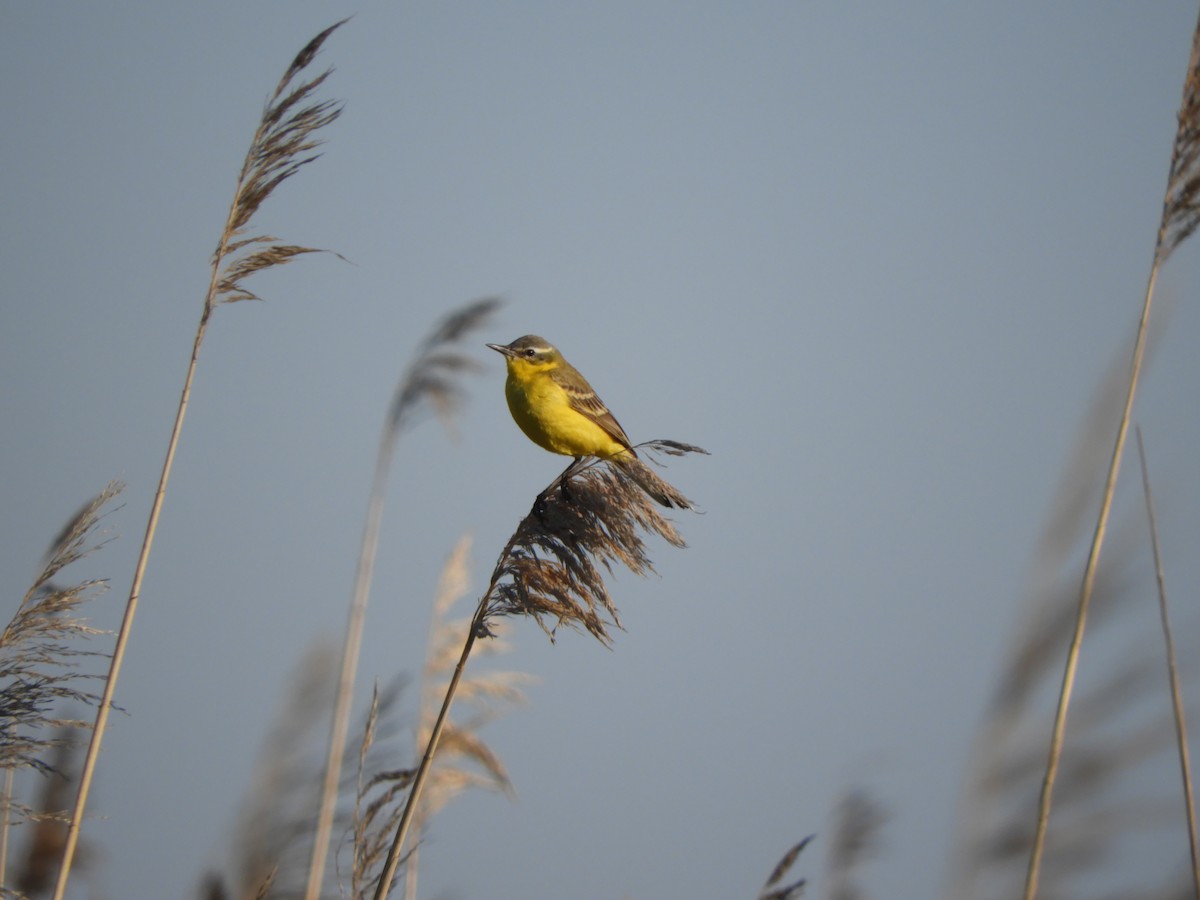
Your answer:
[486,335,562,371]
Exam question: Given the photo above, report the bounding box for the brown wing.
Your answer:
[559,362,636,455]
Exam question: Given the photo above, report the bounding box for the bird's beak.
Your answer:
[486,342,515,358]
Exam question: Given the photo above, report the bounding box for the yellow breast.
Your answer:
[504,360,627,458]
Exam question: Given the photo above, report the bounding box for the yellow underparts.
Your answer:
[504,359,628,459]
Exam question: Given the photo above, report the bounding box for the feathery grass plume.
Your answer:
[1157,8,1200,264]
[205,642,395,900]
[306,299,500,900]
[950,357,1200,899]
[402,534,528,900]
[1023,12,1200,898]
[349,682,415,900]
[0,483,122,781]
[1135,428,1200,896]
[220,643,338,900]
[52,22,347,900]
[370,443,705,899]
[344,536,527,900]
[825,791,884,900]
[483,440,706,645]
[214,19,348,304]
[0,485,119,898]
[758,835,812,900]
[205,649,411,900]
[9,736,89,899]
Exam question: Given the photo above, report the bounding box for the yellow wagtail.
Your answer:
[486,335,676,506]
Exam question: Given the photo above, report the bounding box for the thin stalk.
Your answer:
[51,24,343,894]
[305,429,397,899]
[0,767,11,889]
[370,598,486,900]
[52,250,225,900]
[1021,262,1159,900]
[1135,427,1200,897]
[306,298,496,898]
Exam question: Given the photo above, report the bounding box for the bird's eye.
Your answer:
[524,348,536,358]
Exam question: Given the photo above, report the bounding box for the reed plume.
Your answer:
[8,737,89,899]
[401,535,527,900]
[758,835,812,900]
[1158,13,1200,265]
[0,485,120,895]
[203,646,407,900]
[347,536,526,900]
[52,22,347,899]
[370,441,705,899]
[484,440,705,645]
[306,298,499,899]
[349,683,415,900]
[951,352,1200,899]
[225,645,338,900]
[1023,10,1200,898]
[825,791,885,900]
[0,483,122,780]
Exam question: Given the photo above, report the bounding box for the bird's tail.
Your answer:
[612,452,693,509]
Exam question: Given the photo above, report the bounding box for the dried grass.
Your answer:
[481,440,705,646]
[758,835,812,900]
[950,353,1200,900]
[0,483,122,779]
[0,484,121,898]
[401,535,528,900]
[214,19,347,304]
[51,21,347,900]
[825,791,885,900]
[1022,11,1200,897]
[369,443,704,898]
[306,299,499,899]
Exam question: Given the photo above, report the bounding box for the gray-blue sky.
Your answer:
[3,3,1200,897]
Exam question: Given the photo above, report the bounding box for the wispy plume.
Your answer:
[952,354,1200,899]
[214,19,348,304]
[1022,11,1200,898]
[0,483,123,778]
[0,486,120,894]
[825,791,885,900]
[54,22,347,899]
[349,682,414,900]
[402,535,529,900]
[370,442,705,898]
[483,440,706,646]
[758,835,812,900]
[1157,11,1200,263]
[306,298,500,899]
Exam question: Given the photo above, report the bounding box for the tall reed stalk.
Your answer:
[304,299,499,899]
[370,442,705,898]
[50,22,346,899]
[1022,11,1200,898]
[1135,428,1200,897]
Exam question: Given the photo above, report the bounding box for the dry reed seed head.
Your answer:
[422,297,503,351]
[759,835,813,900]
[213,20,347,304]
[387,297,501,435]
[828,791,885,872]
[481,449,703,645]
[1,483,123,776]
[276,17,350,98]
[1159,17,1200,261]
[416,534,523,813]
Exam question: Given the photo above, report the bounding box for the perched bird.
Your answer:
[487,334,677,507]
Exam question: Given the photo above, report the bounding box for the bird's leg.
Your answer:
[558,457,584,503]
[534,458,576,518]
